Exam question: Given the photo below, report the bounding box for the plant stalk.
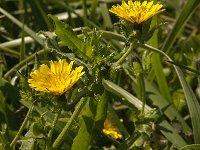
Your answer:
[10,103,34,148]
[46,110,61,150]
[52,98,87,149]
[112,42,137,69]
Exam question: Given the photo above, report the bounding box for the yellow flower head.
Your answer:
[102,117,122,140]
[28,59,84,95]
[109,0,165,24]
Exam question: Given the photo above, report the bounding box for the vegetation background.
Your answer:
[0,0,200,149]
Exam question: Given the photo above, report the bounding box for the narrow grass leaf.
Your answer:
[99,3,113,28]
[145,80,191,133]
[180,144,200,150]
[159,120,187,148]
[149,15,172,103]
[81,0,88,26]
[0,7,44,45]
[0,46,20,57]
[167,61,200,75]
[33,0,51,29]
[95,91,109,127]
[103,80,187,148]
[174,67,200,144]
[162,0,200,53]
[103,80,151,112]
[143,44,200,144]
[20,22,26,61]
[89,0,98,21]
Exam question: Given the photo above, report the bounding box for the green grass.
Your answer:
[0,0,200,149]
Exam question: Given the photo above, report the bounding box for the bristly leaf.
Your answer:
[48,15,93,61]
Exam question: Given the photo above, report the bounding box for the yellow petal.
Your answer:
[28,59,84,95]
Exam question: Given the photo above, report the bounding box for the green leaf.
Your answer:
[143,44,200,144]
[48,15,93,61]
[0,7,44,45]
[72,98,96,150]
[166,61,200,75]
[103,80,187,148]
[162,0,200,53]
[175,67,200,144]
[0,124,9,148]
[103,80,151,112]
[149,16,172,103]
[145,80,191,133]
[32,0,51,29]
[89,0,98,21]
[20,100,65,132]
[158,120,187,148]
[95,91,109,129]
[19,130,36,150]
[99,2,113,29]
[0,78,19,129]
[180,144,200,150]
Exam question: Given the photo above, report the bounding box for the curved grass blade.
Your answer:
[143,44,200,144]
[180,144,200,150]
[103,80,151,112]
[103,80,187,148]
[149,16,172,103]
[162,1,200,53]
[166,61,200,75]
[145,80,191,133]
[32,0,51,29]
[0,7,44,45]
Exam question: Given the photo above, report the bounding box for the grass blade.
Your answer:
[162,1,200,53]
[180,144,200,150]
[145,80,191,133]
[0,7,44,45]
[103,80,187,148]
[143,44,200,144]
[103,80,151,112]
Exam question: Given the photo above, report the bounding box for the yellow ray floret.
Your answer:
[102,117,122,140]
[109,0,165,24]
[28,59,84,95]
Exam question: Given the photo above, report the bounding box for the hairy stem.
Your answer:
[112,42,138,69]
[53,98,87,149]
[10,103,34,148]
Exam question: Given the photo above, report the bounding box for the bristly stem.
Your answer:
[112,41,138,69]
[46,109,61,150]
[10,103,35,148]
[52,98,87,149]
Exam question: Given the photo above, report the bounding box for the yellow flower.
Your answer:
[109,0,165,24]
[28,59,84,95]
[102,117,122,140]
